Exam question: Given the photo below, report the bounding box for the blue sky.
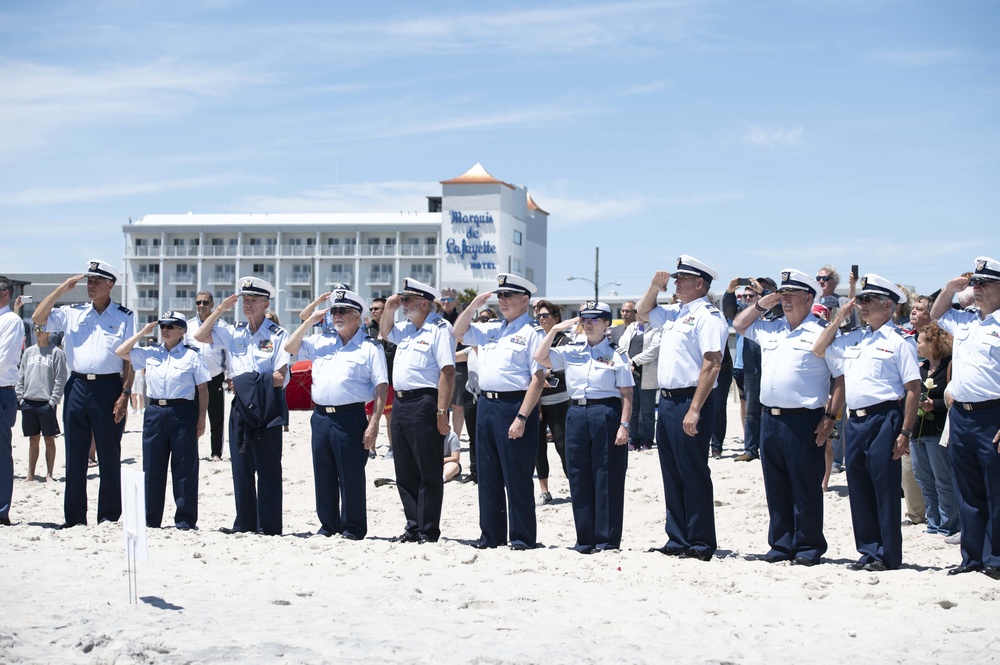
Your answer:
[1,0,997,298]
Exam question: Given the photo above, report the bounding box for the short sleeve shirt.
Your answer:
[461,311,544,392]
[386,312,455,390]
[648,297,728,390]
[547,338,634,400]
[212,319,290,383]
[825,322,920,409]
[130,343,212,400]
[936,308,1000,402]
[298,327,389,405]
[45,301,136,375]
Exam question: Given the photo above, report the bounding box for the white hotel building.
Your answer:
[122,164,549,324]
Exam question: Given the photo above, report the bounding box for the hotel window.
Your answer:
[513,230,522,246]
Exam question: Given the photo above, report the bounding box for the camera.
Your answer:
[21,295,33,304]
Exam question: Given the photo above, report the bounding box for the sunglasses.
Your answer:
[969,277,997,287]
[159,324,179,330]
[195,300,212,306]
[370,307,383,312]
[536,312,552,319]
[399,296,414,304]
[330,307,355,315]
[477,315,493,322]
[815,275,833,282]
[580,315,602,321]
[33,324,46,334]
[495,290,519,299]
[440,297,455,303]
[856,294,885,304]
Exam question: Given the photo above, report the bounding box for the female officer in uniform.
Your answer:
[534,302,634,553]
[116,312,210,529]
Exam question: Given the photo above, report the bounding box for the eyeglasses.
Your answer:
[440,297,455,303]
[33,325,45,334]
[580,315,602,321]
[537,312,552,319]
[856,294,884,304]
[330,307,354,315]
[815,276,833,282]
[195,300,212,306]
[370,307,383,312]
[159,324,178,330]
[969,277,997,287]
[495,291,519,299]
[400,296,414,304]
[620,309,635,314]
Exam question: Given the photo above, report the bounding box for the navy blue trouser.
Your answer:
[565,401,628,552]
[143,400,199,528]
[844,407,903,569]
[629,388,657,446]
[760,409,827,562]
[311,407,369,538]
[205,372,226,458]
[63,374,125,525]
[536,399,568,481]
[655,392,717,557]
[390,393,444,540]
[476,395,539,548]
[0,386,15,520]
[711,366,733,455]
[229,399,283,535]
[949,404,1000,569]
[742,345,762,457]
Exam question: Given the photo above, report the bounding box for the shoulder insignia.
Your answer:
[118,304,134,315]
[183,343,197,351]
[236,321,249,329]
[269,323,286,335]
[71,303,88,309]
[891,327,909,338]
[615,345,627,355]
[489,317,501,324]
[816,318,830,328]
[533,324,545,333]
[703,304,720,314]
[434,318,448,328]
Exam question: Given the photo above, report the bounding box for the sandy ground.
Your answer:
[2,393,999,665]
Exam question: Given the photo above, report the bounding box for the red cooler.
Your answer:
[286,360,313,410]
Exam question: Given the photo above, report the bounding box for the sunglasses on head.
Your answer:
[495,290,519,299]
[195,300,212,306]
[330,306,354,315]
[815,275,833,282]
[856,294,885,304]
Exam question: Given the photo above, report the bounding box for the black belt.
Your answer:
[762,405,822,417]
[314,402,365,414]
[660,387,696,399]
[149,398,194,407]
[483,390,527,400]
[954,398,1000,412]
[394,387,438,401]
[572,397,621,407]
[848,399,901,419]
[71,372,120,381]
[0,385,13,390]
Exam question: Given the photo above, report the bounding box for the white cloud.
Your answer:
[744,125,805,148]
[873,48,963,67]
[541,188,742,227]
[4,173,273,206]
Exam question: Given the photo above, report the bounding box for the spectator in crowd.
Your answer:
[32,260,135,528]
[443,431,461,483]
[735,276,780,463]
[814,274,921,572]
[458,307,497,485]
[930,257,1000,579]
[439,288,468,441]
[816,264,858,330]
[116,313,210,529]
[532,300,570,504]
[910,322,959,537]
[637,256,728,561]
[909,296,932,333]
[535,301,634,554]
[187,291,229,461]
[609,301,636,346]
[618,303,662,452]
[16,325,67,483]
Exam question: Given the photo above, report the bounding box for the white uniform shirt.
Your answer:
[648,297,728,390]
[547,338,634,400]
[936,308,1000,402]
[825,322,920,409]
[298,327,388,406]
[745,314,843,409]
[0,305,25,386]
[129,343,211,400]
[386,312,455,391]
[461,311,544,392]
[186,318,228,377]
[45,301,136,375]
[212,319,290,384]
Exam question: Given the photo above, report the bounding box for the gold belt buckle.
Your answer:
[856,408,868,417]
[87,374,97,380]
[769,408,781,416]
[157,399,168,406]
[324,406,336,413]
[963,402,973,411]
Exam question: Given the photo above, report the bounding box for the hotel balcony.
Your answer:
[399,244,437,257]
[244,245,277,257]
[169,297,195,310]
[284,298,312,311]
[325,272,354,286]
[168,274,197,285]
[319,244,357,257]
[365,273,393,286]
[208,272,235,285]
[359,245,397,257]
[134,273,159,285]
[129,246,162,258]
[280,244,317,257]
[204,245,239,257]
[286,273,313,286]
[408,272,434,283]
[163,246,200,257]
[134,297,158,310]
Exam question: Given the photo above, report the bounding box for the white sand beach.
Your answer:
[2,396,997,664]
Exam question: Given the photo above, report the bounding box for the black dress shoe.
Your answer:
[680,550,712,561]
[0,517,11,526]
[791,557,818,567]
[648,545,685,556]
[391,532,419,543]
[753,553,789,564]
[458,474,478,484]
[983,566,1000,580]
[846,561,866,571]
[863,560,888,572]
[471,540,491,550]
[218,526,245,535]
[509,542,530,551]
[947,564,981,576]
[418,534,439,544]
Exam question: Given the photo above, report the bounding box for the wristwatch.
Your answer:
[516,413,528,422]
[436,408,447,416]
[620,422,630,429]
[122,389,132,397]
[899,429,912,438]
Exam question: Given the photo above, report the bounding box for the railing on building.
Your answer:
[284,298,312,311]
[325,273,354,286]
[134,273,159,285]
[205,245,239,257]
[169,297,195,310]
[280,245,317,257]
[286,273,313,285]
[399,244,437,257]
[366,273,394,286]
[319,244,358,257]
[168,274,196,285]
[163,246,200,257]
[359,245,397,257]
[129,246,162,258]
[245,245,278,257]
[134,297,158,310]
[208,273,234,285]
[408,272,434,283]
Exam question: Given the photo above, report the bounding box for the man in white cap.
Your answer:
[0,276,25,525]
[33,260,135,527]
[813,273,920,571]
[735,269,845,566]
[194,276,290,535]
[379,277,455,543]
[285,289,388,540]
[930,256,1000,579]
[637,255,728,561]
[454,273,546,550]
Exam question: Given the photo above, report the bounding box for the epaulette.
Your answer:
[269,322,286,335]
[891,327,910,338]
[615,345,628,356]
[433,318,449,328]
[118,304,134,315]
[533,324,545,333]
[71,302,88,309]
[816,318,830,328]
[236,321,249,329]
[489,317,501,324]
[703,304,720,314]
[183,343,197,351]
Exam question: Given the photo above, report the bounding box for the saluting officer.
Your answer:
[454,274,546,551]
[814,274,920,571]
[379,278,455,544]
[734,269,845,566]
[930,256,1000,579]
[636,256,728,561]
[187,292,229,462]
[194,277,290,536]
[285,289,388,540]
[33,260,136,528]
[116,312,210,529]
[534,302,634,554]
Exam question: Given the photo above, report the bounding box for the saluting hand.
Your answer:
[60,274,85,293]
[651,271,671,292]
[307,308,330,326]
[757,292,781,311]
[469,291,492,309]
[836,298,856,324]
[139,320,158,336]
[945,276,969,293]
[384,294,402,309]
[219,293,240,312]
[552,317,578,333]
